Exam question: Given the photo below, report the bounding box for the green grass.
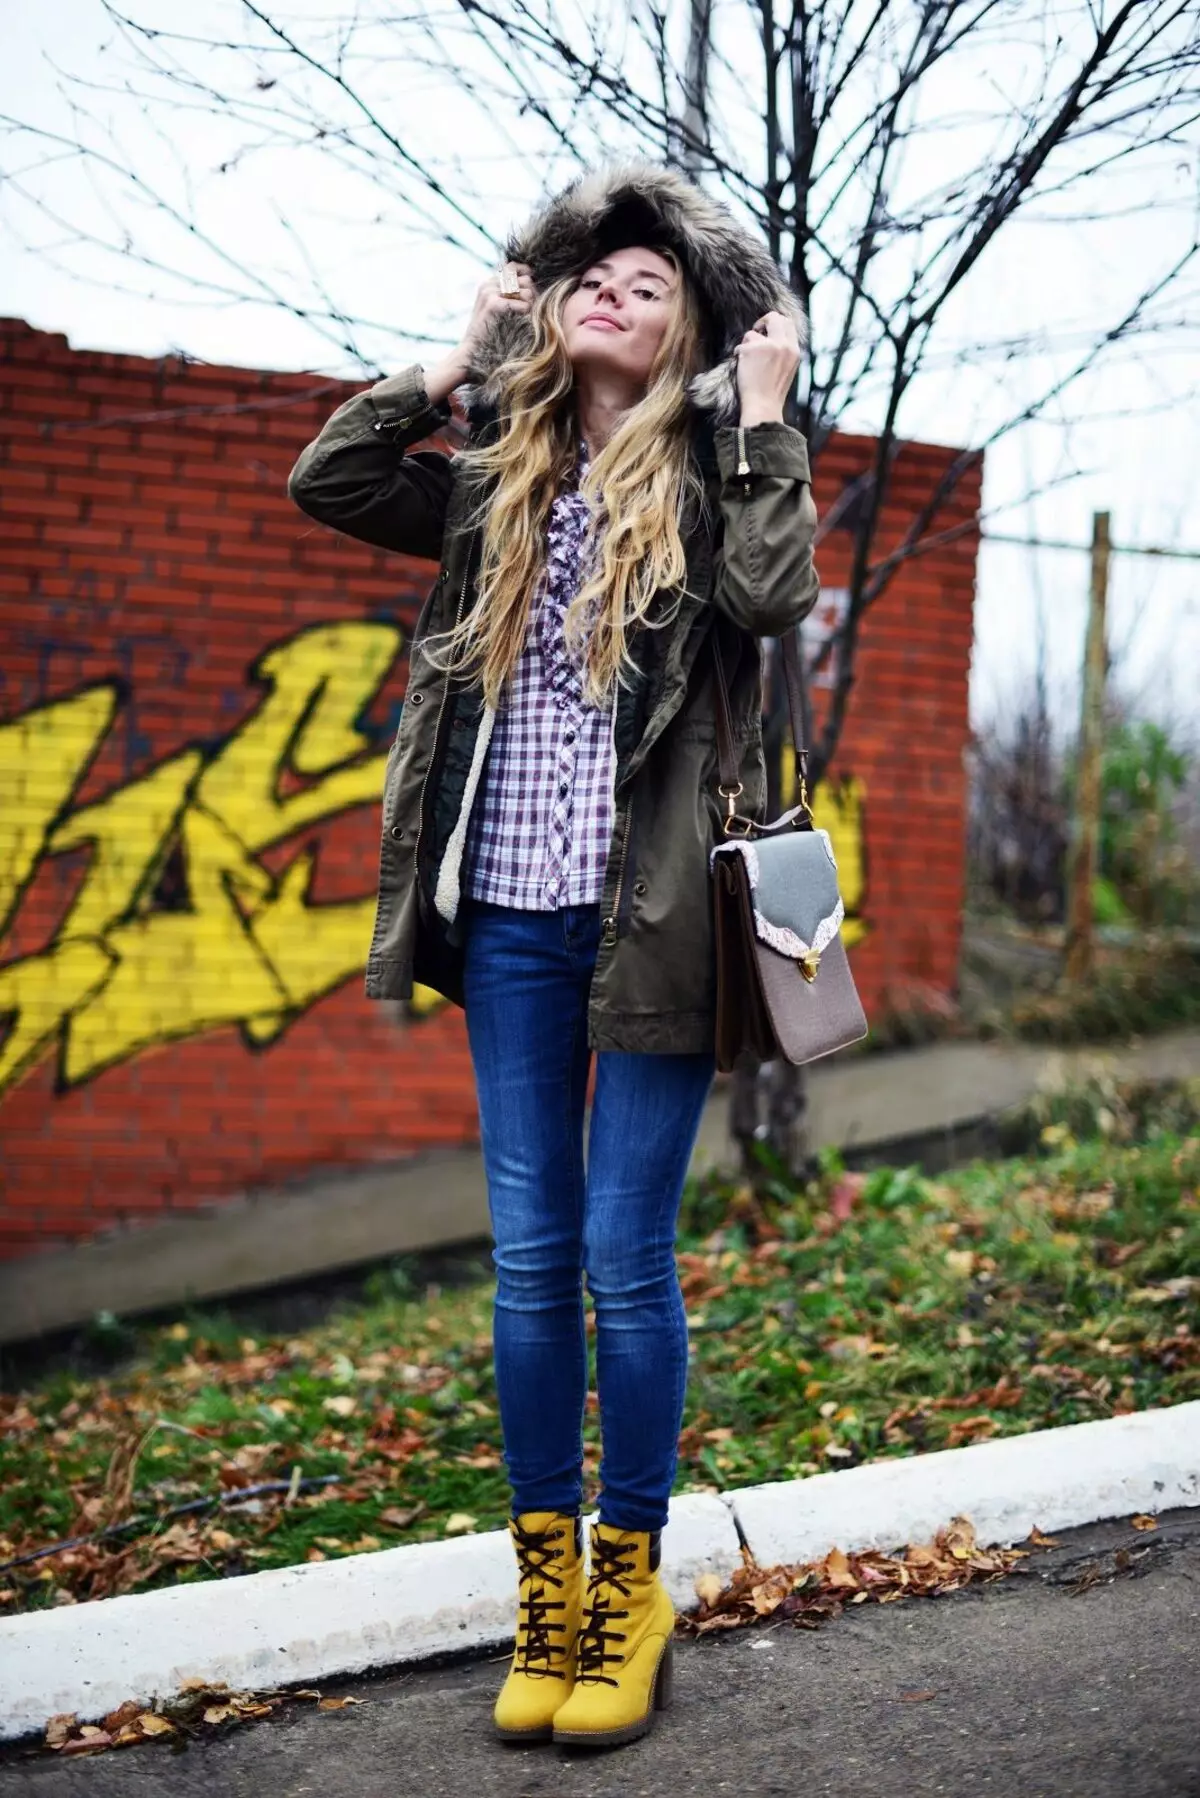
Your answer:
[2,1095,1196,1613]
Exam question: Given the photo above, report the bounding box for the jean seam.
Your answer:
[563,923,590,1513]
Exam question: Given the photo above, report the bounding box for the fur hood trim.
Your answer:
[460,160,807,428]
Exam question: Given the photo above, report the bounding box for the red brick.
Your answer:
[0,320,977,1261]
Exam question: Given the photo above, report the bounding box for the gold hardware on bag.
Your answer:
[796,748,813,821]
[719,781,755,837]
[797,950,821,983]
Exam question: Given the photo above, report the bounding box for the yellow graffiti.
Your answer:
[197,626,398,851]
[0,622,451,1099]
[0,628,870,1102]
[0,688,118,934]
[780,743,868,948]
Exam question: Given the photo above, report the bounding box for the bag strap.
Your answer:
[711,621,810,834]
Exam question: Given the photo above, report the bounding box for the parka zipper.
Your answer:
[601,793,635,948]
[736,424,751,496]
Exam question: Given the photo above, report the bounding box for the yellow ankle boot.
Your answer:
[551,1520,675,1748]
[493,1510,585,1741]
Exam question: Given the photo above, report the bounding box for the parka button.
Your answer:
[408,691,424,705]
[390,824,405,841]
[634,880,647,896]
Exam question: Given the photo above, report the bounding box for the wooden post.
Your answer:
[1064,511,1110,982]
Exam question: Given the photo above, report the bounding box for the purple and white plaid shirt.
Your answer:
[463,440,616,911]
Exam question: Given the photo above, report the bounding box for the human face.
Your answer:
[561,245,679,391]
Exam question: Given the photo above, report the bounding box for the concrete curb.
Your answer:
[731,1401,1200,1566]
[2,1403,1198,1742]
[0,1493,741,1741]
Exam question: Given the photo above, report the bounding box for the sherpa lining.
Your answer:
[434,703,497,924]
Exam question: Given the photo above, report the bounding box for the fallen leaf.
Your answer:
[101,1700,142,1733]
[323,1395,357,1418]
[45,1715,78,1750]
[829,1172,867,1221]
[1131,1514,1158,1531]
[208,1528,237,1551]
[1027,1525,1060,1547]
[694,1572,724,1607]
[942,1517,978,1560]
[444,1512,477,1536]
[944,1414,997,1449]
[203,1705,238,1725]
[136,1713,175,1737]
[317,1696,366,1710]
[379,1504,426,1529]
[822,1548,859,1590]
[61,1731,113,1754]
[899,1689,937,1703]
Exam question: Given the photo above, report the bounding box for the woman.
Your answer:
[288,161,820,1752]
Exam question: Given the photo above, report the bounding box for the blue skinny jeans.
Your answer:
[461,898,716,1532]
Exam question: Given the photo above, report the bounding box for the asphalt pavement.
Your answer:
[4,1510,1198,1798]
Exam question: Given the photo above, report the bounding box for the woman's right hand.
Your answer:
[422,264,536,405]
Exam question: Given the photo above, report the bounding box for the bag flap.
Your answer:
[711,830,844,959]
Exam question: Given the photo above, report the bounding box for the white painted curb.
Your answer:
[0,1493,740,1741]
[1,1403,1197,1741]
[729,1400,1200,1566]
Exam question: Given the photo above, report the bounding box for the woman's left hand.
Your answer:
[734,310,802,426]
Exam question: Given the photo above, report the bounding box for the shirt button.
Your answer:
[564,729,576,743]
[558,781,569,796]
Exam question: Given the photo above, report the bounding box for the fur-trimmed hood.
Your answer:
[460,160,807,428]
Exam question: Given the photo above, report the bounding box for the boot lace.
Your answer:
[512,1518,572,1679]
[575,1534,637,1687]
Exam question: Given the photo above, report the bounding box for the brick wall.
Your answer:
[0,318,980,1258]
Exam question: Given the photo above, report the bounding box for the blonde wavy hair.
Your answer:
[421,248,709,711]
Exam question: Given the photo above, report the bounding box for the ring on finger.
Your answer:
[497,264,521,297]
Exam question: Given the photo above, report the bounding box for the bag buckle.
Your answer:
[797,950,821,983]
[719,782,756,838]
[796,751,814,823]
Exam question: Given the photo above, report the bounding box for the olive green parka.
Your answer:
[287,164,821,1054]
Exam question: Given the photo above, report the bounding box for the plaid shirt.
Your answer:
[463,441,616,911]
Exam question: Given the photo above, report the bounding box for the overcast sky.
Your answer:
[3,0,1197,744]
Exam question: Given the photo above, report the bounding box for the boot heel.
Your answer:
[654,1635,674,1711]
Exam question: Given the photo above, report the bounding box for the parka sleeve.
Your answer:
[287,364,456,562]
[709,420,820,637]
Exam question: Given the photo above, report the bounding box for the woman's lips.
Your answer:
[582,315,622,330]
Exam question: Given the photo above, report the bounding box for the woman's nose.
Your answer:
[596,277,621,307]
